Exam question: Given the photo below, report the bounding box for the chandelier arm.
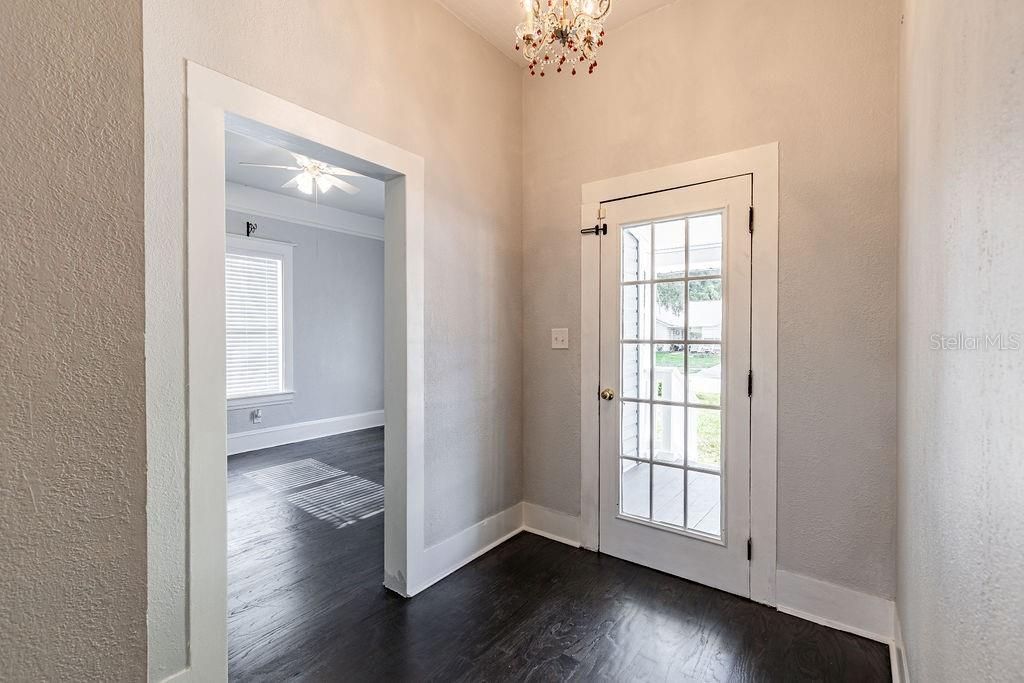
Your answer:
[570,13,599,37]
[591,0,612,22]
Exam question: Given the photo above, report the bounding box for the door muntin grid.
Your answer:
[619,211,725,541]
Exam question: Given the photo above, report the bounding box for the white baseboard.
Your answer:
[412,502,524,596]
[227,410,384,456]
[406,503,584,597]
[891,607,910,683]
[522,502,581,547]
[776,570,894,643]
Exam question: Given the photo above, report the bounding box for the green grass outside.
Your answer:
[655,350,721,372]
[695,409,721,467]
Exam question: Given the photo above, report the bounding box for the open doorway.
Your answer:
[221,117,388,676]
[185,64,426,679]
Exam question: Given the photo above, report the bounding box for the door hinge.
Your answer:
[747,538,752,561]
[747,370,753,397]
[748,206,754,234]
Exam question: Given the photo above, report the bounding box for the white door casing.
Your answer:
[183,62,426,680]
[579,143,779,605]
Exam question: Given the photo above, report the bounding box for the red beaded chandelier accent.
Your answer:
[515,0,610,77]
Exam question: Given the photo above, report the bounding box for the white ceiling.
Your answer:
[437,0,674,63]
[224,129,386,219]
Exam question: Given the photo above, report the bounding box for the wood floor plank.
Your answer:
[228,429,890,682]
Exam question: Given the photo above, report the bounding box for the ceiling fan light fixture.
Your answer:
[241,149,366,199]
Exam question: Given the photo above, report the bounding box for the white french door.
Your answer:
[598,176,752,597]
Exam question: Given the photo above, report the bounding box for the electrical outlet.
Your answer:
[551,328,569,349]
[251,408,263,424]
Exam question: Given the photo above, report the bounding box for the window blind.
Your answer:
[225,250,284,399]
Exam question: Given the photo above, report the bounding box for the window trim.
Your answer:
[225,233,295,409]
[227,391,295,410]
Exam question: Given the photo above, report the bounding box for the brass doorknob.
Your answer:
[600,388,615,401]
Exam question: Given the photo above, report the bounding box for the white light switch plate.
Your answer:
[551,328,569,349]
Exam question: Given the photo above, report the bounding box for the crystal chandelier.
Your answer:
[515,0,611,77]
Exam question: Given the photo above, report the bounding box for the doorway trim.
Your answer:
[579,143,779,606]
[185,62,425,679]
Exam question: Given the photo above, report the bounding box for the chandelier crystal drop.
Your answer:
[515,0,611,77]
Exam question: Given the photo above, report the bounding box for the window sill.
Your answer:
[227,391,295,410]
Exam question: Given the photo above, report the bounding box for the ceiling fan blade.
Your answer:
[325,175,360,195]
[291,152,311,167]
[324,166,368,178]
[281,173,304,189]
[238,162,303,170]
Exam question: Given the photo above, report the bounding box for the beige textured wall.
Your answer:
[898,0,1024,679]
[0,0,147,679]
[523,0,900,597]
[144,1,523,677]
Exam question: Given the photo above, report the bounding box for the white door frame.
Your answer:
[185,62,425,679]
[579,143,779,605]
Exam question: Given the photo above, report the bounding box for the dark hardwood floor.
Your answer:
[228,428,891,682]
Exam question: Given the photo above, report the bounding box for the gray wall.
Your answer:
[523,0,900,598]
[0,0,147,678]
[898,0,1024,679]
[226,210,384,435]
[144,1,524,676]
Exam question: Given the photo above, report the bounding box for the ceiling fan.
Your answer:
[239,152,366,197]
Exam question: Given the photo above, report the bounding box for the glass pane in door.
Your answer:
[687,471,721,536]
[622,224,652,282]
[621,460,650,518]
[620,401,650,461]
[621,285,651,340]
[654,219,686,279]
[687,407,721,473]
[654,343,684,401]
[687,344,721,406]
[618,212,726,539]
[652,404,684,465]
[652,464,686,526]
[621,343,651,400]
[688,214,722,276]
[687,278,722,341]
